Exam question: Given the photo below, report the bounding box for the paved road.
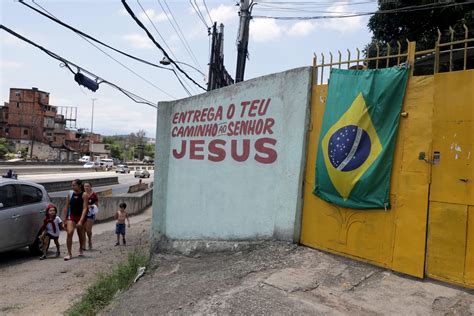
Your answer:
[20,171,154,196]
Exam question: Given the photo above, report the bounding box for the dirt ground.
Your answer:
[0,219,150,316]
[104,242,474,315]
[1,219,474,315]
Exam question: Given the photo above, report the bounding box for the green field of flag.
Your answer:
[313,67,409,209]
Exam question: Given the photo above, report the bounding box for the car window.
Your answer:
[20,185,43,205]
[0,184,18,209]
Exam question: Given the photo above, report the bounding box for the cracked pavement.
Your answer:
[103,241,474,315]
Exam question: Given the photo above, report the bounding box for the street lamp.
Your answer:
[90,98,97,158]
[159,57,207,78]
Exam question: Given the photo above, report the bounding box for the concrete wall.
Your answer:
[153,67,312,245]
[51,188,153,222]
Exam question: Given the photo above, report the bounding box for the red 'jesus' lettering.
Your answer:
[171,138,277,164]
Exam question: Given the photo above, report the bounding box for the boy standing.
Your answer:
[115,202,130,246]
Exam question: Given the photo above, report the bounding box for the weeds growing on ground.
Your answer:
[67,249,149,316]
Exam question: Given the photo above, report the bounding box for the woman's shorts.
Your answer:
[66,214,81,224]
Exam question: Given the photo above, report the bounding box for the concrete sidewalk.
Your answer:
[104,241,474,315]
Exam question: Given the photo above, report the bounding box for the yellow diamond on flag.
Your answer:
[321,93,383,200]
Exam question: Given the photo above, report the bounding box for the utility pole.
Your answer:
[235,0,253,83]
[207,23,234,91]
[90,98,97,159]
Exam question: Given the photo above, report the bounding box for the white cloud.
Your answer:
[93,104,157,136]
[0,30,28,47]
[138,9,169,24]
[122,33,153,49]
[287,21,316,37]
[250,19,285,43]
[209,5,237,24]
[0,60,24,70]
[118,8,127,16]
[318,2,364,33]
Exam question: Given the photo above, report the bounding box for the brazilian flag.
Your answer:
[313,67,409,209]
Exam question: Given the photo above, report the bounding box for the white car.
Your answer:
[83,161,100,169]
[134,169,150,178]
[79,155,91,163]
[0,178,50,254]
[115,164,130,173]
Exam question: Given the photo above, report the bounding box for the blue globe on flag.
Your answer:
[327,124,371,172]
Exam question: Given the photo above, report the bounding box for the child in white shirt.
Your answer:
[40,204,64,260]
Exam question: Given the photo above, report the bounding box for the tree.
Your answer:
[0,138,9,159]
[144,143,155,159]
[367,1,474,54]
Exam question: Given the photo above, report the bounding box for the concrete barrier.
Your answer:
[39,176,119,192]
[128,182,149,193]
[51,188,153,222]
[0,167,88,175]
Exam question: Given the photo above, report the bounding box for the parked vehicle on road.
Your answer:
[116,164,130,174]
[0,178,51,254]
[83,161,101,170]
[134,169,150,178]
[79,155,91,163]
[100,158,114,170]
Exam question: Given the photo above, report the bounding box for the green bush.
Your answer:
[67,250,149,316]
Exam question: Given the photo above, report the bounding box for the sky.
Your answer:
[0,0,377,138]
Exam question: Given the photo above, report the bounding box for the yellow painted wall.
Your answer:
[300,76,434,278]
[426,70,474,288]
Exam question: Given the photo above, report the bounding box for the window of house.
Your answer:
[16,102,20,108]
[15,91,21,97]
[5,113,8,119]
[5,128,9,133]
[54,136,57,141]
[23,129,28,135]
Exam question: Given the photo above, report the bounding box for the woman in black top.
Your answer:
[62,179,88,261]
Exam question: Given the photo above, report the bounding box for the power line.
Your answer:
[202,0,214,26]
[135,0,194,96]
[32,0,174,98]
[252,1,474,20]
[159,0,204,72]
[18,0,192,97]
[121,0,207,91]
[189,0,210,29]
[1,25,158,108]
[136,0,178,61]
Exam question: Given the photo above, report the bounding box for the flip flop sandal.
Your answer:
[64,255,71,261]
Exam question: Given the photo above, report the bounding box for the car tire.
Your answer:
[147,174,150,178]
[128,170,130,174]
[29,232,44,255]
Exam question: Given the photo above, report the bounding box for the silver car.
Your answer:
[0,178,50,254]
[134,169,150,178]
[115,164,130,173]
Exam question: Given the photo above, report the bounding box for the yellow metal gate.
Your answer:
[426,70,474,288]
[300,30,474,288]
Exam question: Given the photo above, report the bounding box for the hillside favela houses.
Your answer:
[0,87,109,161]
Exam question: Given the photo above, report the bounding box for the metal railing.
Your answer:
[313,24,473,85]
